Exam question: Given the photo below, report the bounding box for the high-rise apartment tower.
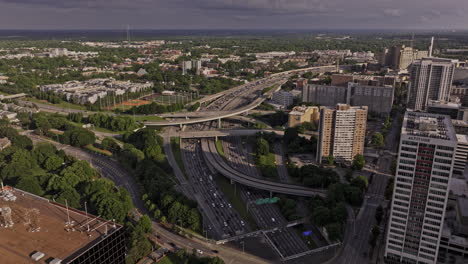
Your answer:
[384,112,457,264]
[317,104,367,163]
[407,58,456,111]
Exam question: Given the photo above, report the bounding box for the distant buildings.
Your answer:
[136,68,148,77]
[249,51,296,59]
[407,58,457,111]
[384,112,458,264]
[331,74,399,87]
[39,78,153,105]
[379,45,428,71]
[288,105,320,128]
[303,82,394,116]
[427,101,468,120]
[0,110,17,121]
[182,60,202,75]
[0,186,126,264]
[272,91,294,108]
[453,67,468,85]
[296,79,308,89]
[0,75,9,84]
[451,85,468,107]
[317,104,367,164]
[439,194,468,264]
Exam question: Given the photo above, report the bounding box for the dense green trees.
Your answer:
[371,132,385,148]
[16,176,44,196]
[127,102,185,115]
[283,127,316,154]
[256,137,270,156]
[162,249,225,264]
[198,77,242,95]
[120,129,202,232]
[31,112,96,147]
[101,137,121,153]
[62,127,96,147]
[67,113,135,132]
[352,154,366,170]
[309,195,347,242]
[88,113,135,131]
[254,133,278,179]
[288,165,339,188]
[126,216,154,264]
[0,136,133,224]
[351,175,369,191]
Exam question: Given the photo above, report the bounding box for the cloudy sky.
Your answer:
[0,0,467,30]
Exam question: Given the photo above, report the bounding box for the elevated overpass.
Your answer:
[144,96,267,127]
[187,64,336,106]
[164,128,316,139]
[201,138,326,197]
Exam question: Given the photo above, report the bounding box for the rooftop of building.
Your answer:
[428,100,462,110]
[402,112,457,141]
[452,119,468,127]
[334,104,368,111]
[0,186,122,264]
[289,105,318,115]
[456,134,468,144]
[414,57,458,64]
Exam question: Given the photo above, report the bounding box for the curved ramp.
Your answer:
[201,139,326,197]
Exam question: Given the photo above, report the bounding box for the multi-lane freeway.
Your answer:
[23,131,271,264]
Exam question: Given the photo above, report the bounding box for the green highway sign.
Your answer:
[255,197,280,205]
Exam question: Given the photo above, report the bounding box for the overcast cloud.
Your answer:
[0,0,466,30]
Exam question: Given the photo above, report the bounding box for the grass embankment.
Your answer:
[171,137,188,180]
[256,153,279,180]
[132,115,165,122]
[85,144,112,156]
[214,174,258,230]
[215,140,225,158]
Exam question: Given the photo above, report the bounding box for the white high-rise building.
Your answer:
[385,112,458,264]
[407,58,457,111]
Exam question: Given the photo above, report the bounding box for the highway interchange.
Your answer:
[18,64,394,264]
[171,71,327,263]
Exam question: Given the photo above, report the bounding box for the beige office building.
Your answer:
[380,45,428,71]
[288,105,320,127]
[317,104,368,163]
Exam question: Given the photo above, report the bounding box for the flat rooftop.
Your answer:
[402,112,456,141]
[456,134,468,144]
[289,105,317,115]
[428,100,461,110]
[0,186,121,264]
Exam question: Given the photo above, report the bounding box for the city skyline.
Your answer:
[0,0,467,30]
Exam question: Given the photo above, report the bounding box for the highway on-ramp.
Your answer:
[201,138,326,197]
